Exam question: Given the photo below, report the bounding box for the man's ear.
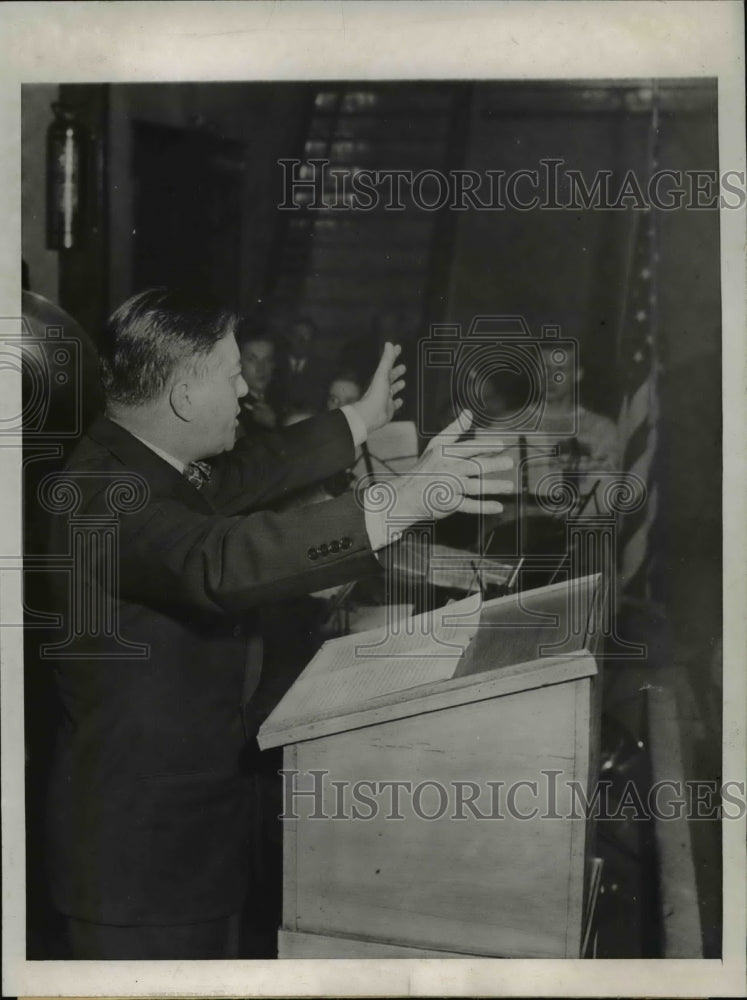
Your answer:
[170,381,192,422]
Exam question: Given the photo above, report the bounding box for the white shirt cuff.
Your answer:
[339,410,403,553]
[364,507,398,552]
[340,404,368,447]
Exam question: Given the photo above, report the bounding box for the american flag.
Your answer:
[616,98,660,603]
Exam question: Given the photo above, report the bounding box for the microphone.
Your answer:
[557,436,591,463]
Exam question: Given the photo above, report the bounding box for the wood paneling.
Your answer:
[268,575,605,958]
[288,684,591,957]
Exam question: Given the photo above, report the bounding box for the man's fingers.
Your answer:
[449,453,513,476]
[430,453,512,480]
[374,341,402,381]
[390,378,406,396]
[390,363,406,382]
[482,454,514,474]
[459,497,504,515]
[463,478,515,496]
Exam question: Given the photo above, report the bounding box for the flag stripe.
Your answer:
[616,102,660,608]
[622,419,652,476]
[622,377,652,440]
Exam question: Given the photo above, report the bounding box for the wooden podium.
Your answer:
[258,573,605,959]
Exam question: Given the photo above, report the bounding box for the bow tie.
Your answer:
[183,460,212,490]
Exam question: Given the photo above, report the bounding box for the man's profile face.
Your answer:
[239,339,275,396]
[187,332,248,457]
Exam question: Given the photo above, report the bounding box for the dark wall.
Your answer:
[447,103,646,355]
[441,82,719,420]
[108,82,312,323]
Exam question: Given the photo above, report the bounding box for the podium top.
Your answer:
[258,573,603,749]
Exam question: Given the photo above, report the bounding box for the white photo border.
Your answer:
[1,2,745,996]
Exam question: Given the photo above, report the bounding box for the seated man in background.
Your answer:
[476,341,618,498]
[436,338,618,565]
[531,339,618,478]
[236,323,278,431]
[475,340,620,563]
[42,286,512,960]
[271,315,333,418]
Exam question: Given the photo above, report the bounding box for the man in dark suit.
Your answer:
[270,316,333,418]
[42,288,512,959]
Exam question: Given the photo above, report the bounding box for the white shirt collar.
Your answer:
[125,428,187,474]
[107,415,195,474]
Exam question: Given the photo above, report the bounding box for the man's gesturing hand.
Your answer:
[361,410,515,549]
[350,342,406,435]
[394,409,514,524]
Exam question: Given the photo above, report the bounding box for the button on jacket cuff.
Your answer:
[306,535,355,562]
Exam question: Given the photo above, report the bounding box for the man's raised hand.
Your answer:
[351,342,406,435]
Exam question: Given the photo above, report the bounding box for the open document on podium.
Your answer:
[268,592,483,724]
[264,575,602,737]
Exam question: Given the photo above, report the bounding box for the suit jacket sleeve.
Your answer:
[108,487,379,616]
[205,408,354,515]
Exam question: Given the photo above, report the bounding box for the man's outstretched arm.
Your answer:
[206,343,406,514]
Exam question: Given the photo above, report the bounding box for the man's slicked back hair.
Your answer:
[99,287,237,407]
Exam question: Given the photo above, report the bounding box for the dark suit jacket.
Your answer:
[44,411,379,926]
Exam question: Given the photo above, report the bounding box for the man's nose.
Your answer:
[236,375,250,399]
